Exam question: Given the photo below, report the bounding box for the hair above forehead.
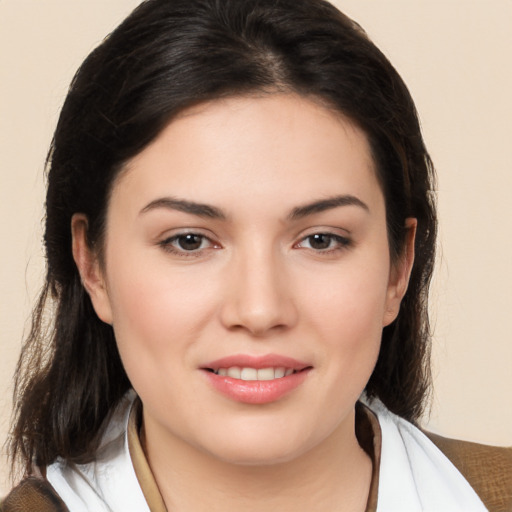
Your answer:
[11,0,436,474]
[47,0,422,262]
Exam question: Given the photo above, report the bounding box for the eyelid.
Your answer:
[156,226,218,243]
[158,229,221,257]
[293,228,352,253]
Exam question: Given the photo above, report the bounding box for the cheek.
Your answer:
[104,257,219,371]
[303,261,390,338]
[298,255,390,387]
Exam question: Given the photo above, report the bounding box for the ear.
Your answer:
[383,218,417,327]
[71,214,113,324]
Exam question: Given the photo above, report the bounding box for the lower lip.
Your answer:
[203,369,311,404]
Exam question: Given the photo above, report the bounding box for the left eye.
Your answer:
[297,233,349,251]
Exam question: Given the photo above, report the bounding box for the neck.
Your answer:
[142,408,372,512]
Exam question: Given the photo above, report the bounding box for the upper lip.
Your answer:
[202,354,311,371]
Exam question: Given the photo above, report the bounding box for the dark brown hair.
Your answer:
[10,0,436,474]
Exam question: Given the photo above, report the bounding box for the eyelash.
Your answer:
[158,233,219,258]
[158,231,351,257]
[295,233,351,253]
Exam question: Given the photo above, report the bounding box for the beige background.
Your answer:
[1,0,511,494]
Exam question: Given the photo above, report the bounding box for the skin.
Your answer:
[73,93,415,511]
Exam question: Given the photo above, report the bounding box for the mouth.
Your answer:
[201,353,311,380]
[204,366,305,381]
[201,354,312,404]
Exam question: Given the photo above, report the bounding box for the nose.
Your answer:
[219,246,298,336]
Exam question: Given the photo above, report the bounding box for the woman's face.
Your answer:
[78,94,412,465]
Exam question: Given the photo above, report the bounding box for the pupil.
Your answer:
[178,234,202,250]
[310,234,331,250]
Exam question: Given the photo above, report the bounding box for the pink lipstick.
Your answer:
[201,354,312,404]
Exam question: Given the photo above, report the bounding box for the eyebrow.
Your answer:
[140,197,227,219]
[288,195,369,220]
[140,194,368,221]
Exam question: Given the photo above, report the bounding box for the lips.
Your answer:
[201,354,312,404]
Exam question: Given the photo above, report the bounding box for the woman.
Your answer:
[3,0,511,510]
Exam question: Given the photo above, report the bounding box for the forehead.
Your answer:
[113,93,383,218]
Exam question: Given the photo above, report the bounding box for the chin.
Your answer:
[198,423,318,467]
[212,444,305,467]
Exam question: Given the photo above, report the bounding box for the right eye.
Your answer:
[159,232,219,256]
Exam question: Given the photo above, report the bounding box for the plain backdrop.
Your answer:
[1,0,511,494]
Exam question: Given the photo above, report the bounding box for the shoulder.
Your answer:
[425,431,512,512]
[363,398,511,510]
[1,477,69,512]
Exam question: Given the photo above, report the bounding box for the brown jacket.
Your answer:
[425,432,512,512]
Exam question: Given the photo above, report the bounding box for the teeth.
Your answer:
[241,368,258,381]
[257,368,275,381]
[274,367,285,378]
[215,366,296,381]
[227,367,241,379]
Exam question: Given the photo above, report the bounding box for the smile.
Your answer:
[211,367,296,380]
[201,355,312,404]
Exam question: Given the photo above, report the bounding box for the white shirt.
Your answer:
[47,392,487,512]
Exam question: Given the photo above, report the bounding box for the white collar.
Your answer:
[366,399,487,511]
[47,392,487,512]
[47,391,149,512]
